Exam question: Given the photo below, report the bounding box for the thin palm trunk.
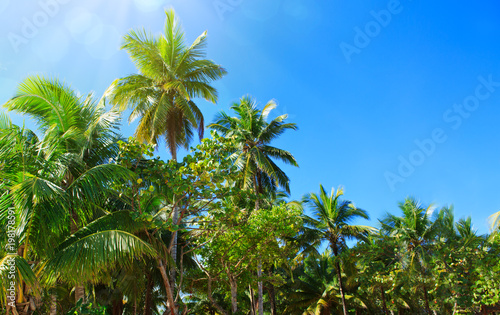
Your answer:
[335,260,348,315]
[112,295,124,315]
[381,286,388,315]
[332,243,348,315]
[170,206,178,293]
[254,172,263,315]
[170,151,178,296]
[423,285,431,314]
[267,268,277,315]
[75,286,85,305]
[144,272,153,315]
[49,295,57,315]
[257,260,263,315]
[73,217,85,304]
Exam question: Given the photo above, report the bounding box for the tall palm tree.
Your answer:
[303,185,373,315]
[2,76,133,310]
[109,10,226,301]
[209,96,298,315]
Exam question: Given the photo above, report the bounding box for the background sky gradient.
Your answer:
[1,0,500,234]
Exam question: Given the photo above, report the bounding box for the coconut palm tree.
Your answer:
[209,95,298,315]
[2,76,134,311]
[284,251,341,315]
[380,198,439,314]
[303,185,373,315]
[109,8,226,160]
[110,10,226,301]
[209,96,298,196]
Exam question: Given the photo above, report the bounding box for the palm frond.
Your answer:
[45,230,156,283]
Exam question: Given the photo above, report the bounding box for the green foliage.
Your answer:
[209,95,298,194]
[1,15,499,315]
[65,298,107,314]
[109,9,226,159]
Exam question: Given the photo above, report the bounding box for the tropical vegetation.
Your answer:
[1,8,499,315]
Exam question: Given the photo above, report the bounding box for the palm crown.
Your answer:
[303,184,373,315]
[209,95,298,194]
[303,185,373,255]
[110,9,226,160]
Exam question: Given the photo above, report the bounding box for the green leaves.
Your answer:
[45,229,155,283]
[209,95,298,194]
[111,9,226,159]
[194,199,302,301]
[303,184,372,255]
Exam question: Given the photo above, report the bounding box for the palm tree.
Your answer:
[110,8,226,160]
[284,251,341,315]
[209,96,298,196]
[303,185,373,315]
[355,231,399,314]
[380,198,439,314]
[2,76,133,310]
[109,10,226,302]
[209,95,298,315]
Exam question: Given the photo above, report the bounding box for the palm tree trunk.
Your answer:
[75,285,85,304]
[267,268,277,315]
[257,260,263,315]
[335,260,348,315]
[423,285,431,314]
[49,295,57,315]
[170,206,178,292]
[330,242,348,315]
[112,296,124,315]
[170,153,179,299]
[380,286,388,315]
[144,272,153,315]
[252,172,264,315]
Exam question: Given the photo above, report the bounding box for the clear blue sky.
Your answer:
[1,0,500,234]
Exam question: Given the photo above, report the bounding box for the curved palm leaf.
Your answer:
[45,230,155,283]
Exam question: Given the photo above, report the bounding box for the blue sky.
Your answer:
[1,0,500,234]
